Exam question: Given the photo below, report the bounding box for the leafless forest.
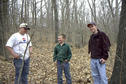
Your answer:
[0,0,126,84]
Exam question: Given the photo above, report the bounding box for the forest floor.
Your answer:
[0,43,116,84]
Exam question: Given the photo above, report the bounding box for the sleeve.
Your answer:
[67,45,72,61]
[101,32,111,60]
[29,41,32,47]
[28,35,32,47]
[6,34,15,48]
[53,47,57,62]
[88,39,91,54]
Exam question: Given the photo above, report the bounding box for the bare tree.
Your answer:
[20,0,24,22]
[0,0,9,59]
[87,0,97,23]
[52,0,59,43]
[110,0,126,84]
[0,0,121,50]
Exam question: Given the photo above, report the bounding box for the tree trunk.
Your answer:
[110,0,126,84]
[20,0,24,23]
[0,0,9,59]
[52,0,59,43]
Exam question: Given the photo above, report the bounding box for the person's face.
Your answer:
[58,36,65,44]
[88,25,97,33]
[20,27,28,34]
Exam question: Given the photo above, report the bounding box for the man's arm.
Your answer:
[29,46,32,57]
[29,46,32,54]
[88,39,91,54]
[53,47,57,62]
[66,45,72,61]
[101,32,111,60]
[6,46,19,59]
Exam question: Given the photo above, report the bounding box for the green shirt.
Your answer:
[53,43,72,62]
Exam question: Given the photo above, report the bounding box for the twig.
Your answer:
[17,31,35,84]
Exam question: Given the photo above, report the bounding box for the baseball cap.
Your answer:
[19,23,30,30]
[87,22,96,27]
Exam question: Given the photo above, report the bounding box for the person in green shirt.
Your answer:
[53,34,72,84]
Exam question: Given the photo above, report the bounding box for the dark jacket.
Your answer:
[53,43,72,62]
[88,29,111,60]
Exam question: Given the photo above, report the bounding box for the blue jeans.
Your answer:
[90,58,108,84]
[13,58,30,84]
[57,61,72,84]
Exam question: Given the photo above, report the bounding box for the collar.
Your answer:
[91,29,101,37]
[58,43,66,46]
[93,29,100,34]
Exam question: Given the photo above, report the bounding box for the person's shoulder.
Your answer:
[55,43,59,47]
[10,32,19,37]
[90,34,93,37]
[64,43,71,47]
[25,33,30,38]
[100,31,105,34]
[25,33,30,36]
[99,30,107,36]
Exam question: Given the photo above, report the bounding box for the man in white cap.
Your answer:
[6,23,32,84]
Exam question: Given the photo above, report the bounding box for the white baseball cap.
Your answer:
[19,23,30,30]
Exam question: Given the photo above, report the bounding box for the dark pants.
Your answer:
[13,58,30,84]
[57,61,72,84]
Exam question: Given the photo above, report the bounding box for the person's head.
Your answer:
[58,34,66,44]
[19,23,30,34]
[87,22,98,34]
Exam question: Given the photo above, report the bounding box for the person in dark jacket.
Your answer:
[53,34,72,84]
[87,22,111,84]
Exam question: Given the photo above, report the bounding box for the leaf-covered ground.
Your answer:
[0,43,116,84]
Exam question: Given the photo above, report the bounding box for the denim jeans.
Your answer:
[13,58,30,84]
[90,58,108,84]
[57,61,72,84]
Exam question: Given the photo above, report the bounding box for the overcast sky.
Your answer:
[16,0,120,21]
